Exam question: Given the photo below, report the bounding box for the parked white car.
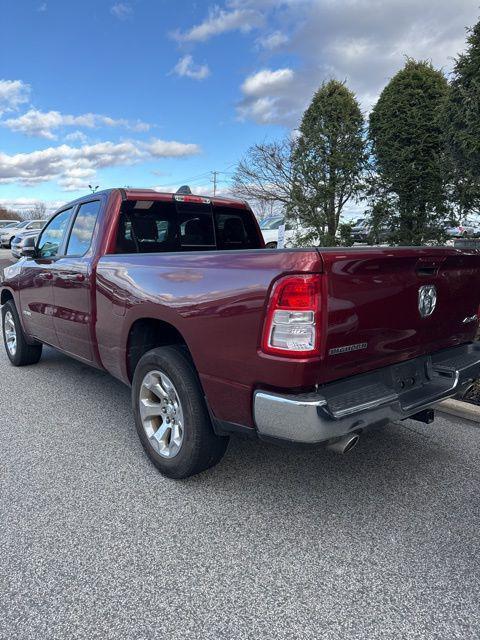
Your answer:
[0,220,19,231]
[259,216,294,248]
[0,219,45,248]
[260,216,320,248]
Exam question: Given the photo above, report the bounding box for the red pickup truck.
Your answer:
[2,188,480,478]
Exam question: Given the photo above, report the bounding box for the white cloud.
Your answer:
[241,68,294,96]
[2,108,151,139]
[172,55,211,81]
[110,2,132,20]
[173,6,263,42]
[37,2,47,11]
[0,79,31,116]
[145,139,201,157]
[0,198,63,215]
[0,138,201,190]
[257,31,289,50]
[238,68,296,124]
[229,0,480,125]
[64,130,88,143]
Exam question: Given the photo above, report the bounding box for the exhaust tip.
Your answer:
[326,433,360,455]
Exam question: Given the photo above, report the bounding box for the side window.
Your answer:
[28,221,45,230]
[66,201,101,256]
[115,201,178,254]
[37,209,73,259]
[214,207,261,250]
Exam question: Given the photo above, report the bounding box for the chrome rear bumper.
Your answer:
[253,343,480,444]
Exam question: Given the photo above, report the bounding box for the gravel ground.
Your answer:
[0,247,479,639]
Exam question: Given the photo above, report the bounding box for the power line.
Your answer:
[154,170,212,188]
[153,161,238,191]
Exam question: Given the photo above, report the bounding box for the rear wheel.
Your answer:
[2,300,42,366]
[132,346,229,479]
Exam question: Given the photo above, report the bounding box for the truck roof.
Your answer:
[64,188,249,210]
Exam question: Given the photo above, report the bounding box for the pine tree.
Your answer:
[369,60,449,245]
[291,80,366,246]
[444,21,480,218]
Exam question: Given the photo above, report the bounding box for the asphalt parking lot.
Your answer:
[1,249,479,640]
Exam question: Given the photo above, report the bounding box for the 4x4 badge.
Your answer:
[418,285,437,318]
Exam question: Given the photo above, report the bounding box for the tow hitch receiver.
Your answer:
[410,409,435,425]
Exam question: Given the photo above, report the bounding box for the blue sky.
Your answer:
[0,0,478,215]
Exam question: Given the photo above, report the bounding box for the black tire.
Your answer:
[132,346,229,479]
[2,300,42,366]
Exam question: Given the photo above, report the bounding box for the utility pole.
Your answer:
[211,171,219,196]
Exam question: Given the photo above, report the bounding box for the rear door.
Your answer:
[18,208,74,346]
[51,200,101,362]
[318,248,480,382]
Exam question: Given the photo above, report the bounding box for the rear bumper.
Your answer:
[253,343,480,444]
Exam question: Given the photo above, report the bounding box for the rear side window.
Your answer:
[213,206,259,250]
[66,201,101,256]
[116,200,178,253]
[115,199,261,254]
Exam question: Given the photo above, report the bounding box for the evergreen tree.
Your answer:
[443,21,480,218]
[369,60,449,245]
[291,80,366,246]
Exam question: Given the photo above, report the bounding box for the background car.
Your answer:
[259,215,315,248]
[350,218,391,244]
[11,229,41,259]
[0,219,45,248]
[446,220,480,238]
[0,220,20,230]
[0,221,20,240]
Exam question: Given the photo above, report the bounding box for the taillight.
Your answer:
[261,275,321,357]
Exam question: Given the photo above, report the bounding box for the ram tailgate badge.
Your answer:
[418,285,437,318]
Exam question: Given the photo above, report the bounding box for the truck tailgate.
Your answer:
[319,247,480,383]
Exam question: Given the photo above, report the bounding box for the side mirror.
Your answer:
[20,236,38,258]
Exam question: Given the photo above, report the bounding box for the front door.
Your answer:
[51,200,101,363]
[18,208,74,346]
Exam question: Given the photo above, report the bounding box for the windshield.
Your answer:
[260,217,284,230]
[352,219,366,228]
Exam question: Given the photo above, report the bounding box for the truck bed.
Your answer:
[95,245,480,428]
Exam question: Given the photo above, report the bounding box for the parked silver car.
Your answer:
[0,220,19,230]
[11,229,41,259]
[445,220,480,238]
[0,219,45,248]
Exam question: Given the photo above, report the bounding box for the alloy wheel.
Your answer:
[4,311,17,356]
[139,370,184,458]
